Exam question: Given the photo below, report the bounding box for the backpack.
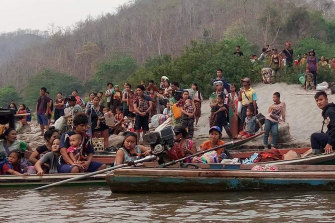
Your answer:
[26,107,32,122]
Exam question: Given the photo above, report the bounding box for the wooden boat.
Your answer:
[0,173,107,187]
[231,148,335,165]
[92,152,116,165]
[106,165,335,193]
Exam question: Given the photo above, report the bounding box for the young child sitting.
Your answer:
[305,70,314,90]
[67,134,83,165]
[35,137,61,175]
[1,150,24,175]
[237,106,263,139]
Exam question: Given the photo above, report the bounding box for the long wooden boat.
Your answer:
[0,173,107,187]
[232,148,335,165]
[106,165,335,193]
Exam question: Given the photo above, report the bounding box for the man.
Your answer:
[171,82,183,102]
[238,77,258,125]
[59,113,106,173]
[311,91,335,154]
[133,85,153,144]
[282,41,294,67]
[233,45,243,56]
[211,69,230,93]
[64,96,82,118]
[36,87,50,135]
[105,83,114,110]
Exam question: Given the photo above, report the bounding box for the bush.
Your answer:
[0,86,22,108]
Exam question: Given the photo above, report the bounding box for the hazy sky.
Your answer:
[0,0,130,34]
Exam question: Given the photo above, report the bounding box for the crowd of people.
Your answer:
[1,41,335,176]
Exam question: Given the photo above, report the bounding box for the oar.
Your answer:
[35,155,157,191]
[160,133,263,168]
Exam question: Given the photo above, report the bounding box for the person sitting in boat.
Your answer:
[29,127,60,166]
[0,149,24,175]
[311,91,335,154]
[237,106,263,139]
[0,128,31,172]
[167,126,196,162]
[59,113,106,173]
[35,137,61,175]
[114,132,152,165]
[197,126,232,162]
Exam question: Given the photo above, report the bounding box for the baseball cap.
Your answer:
[209,126,222,135]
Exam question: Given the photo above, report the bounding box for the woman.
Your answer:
[29,127,60,165]
[167,126,196,162]
[179,90,196,138]
[54,92,65,122]
[0,128,31,170]
[87,96,109,148]
[114,132,151,165]
[85,92,96,112]
[306,49,318,89]
[227,84,239,138]
[269,49,280,78]
[191,83,203,126]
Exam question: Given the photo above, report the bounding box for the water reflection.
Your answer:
[1,187,335,222]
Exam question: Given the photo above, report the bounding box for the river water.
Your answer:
[1,186,335,222]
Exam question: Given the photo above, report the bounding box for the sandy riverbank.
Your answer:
[194,83,334,148]
[17,83,333,150]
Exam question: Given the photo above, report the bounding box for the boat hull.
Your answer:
[106,167,335,193]
[0,173,107,188]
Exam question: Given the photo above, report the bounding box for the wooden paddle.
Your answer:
[35,155,157,190]
[160,133,263,168]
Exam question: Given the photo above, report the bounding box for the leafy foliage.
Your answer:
[127,36,261,98]
[0,86,22,108]
[23,69,83,110]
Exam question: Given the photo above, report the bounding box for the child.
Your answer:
[112,85,122,114]
[35,137,61,175]
[66,134,83,164]
[180,90,195,138]
[237,106,263,139]
[163,103,172,117]
[104,107,116,127]
[212,94,232,139]
[305,70,314,90]
[264,92,286,149]
[1,150,23,175]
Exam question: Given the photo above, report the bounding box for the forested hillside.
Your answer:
[1,0,335,108]
[0,30,46,64]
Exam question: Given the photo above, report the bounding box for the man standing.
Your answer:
[238,77,258,125]
[133,85,153,144]
[105,83,114,110]
[282,41,294,67]
[36,87,50,135]
[211,69,230,93]
[311,91,335,154]
[233,45,243,56]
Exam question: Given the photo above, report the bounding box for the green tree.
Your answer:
[23,69,83,110]
[0,86,22,108]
